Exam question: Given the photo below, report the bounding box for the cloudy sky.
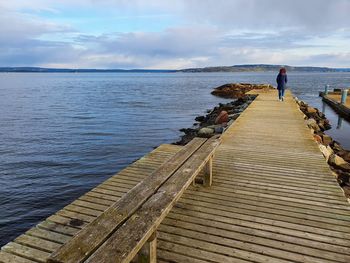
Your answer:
[1,0,350,69]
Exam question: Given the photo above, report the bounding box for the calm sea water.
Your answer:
[1,72,349,246]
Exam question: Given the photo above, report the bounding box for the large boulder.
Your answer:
[319,144,333,162]
[198,127,214,138]
[321,134,332,146]
[228,113,240,120]
[305,118,320,132]
[195,115,205,122]
[206,124,225,133]
[338,150,350,163]
[336,170,350,185]
[313,134,322,143]
[318,123,325,131]
[215,111,229,124]
[323,119,331,130]
[306,107,317,114]
[328,154,350,172]
[332,142,344,152]
[306,118,317,126]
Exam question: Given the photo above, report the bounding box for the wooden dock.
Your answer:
[326,93,350,108]
[2,89,350,263]
[320,92,350,119]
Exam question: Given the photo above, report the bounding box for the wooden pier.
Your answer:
[2,89,350,262]
[320,92,350,120]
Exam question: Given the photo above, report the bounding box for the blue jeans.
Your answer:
[278,89,285,99]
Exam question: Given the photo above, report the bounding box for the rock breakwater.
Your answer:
[211,83,274,98]
[296,98,350,199]
[174,94,257,145]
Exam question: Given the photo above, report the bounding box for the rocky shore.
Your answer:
[295,98,350,198]
[174,95,257,145]
[173,83,271,145]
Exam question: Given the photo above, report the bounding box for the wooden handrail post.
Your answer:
[341,89,348,105]
[203,156,213,187]
[148,232,157,263]
[324,84,329,95]
[137,231,157,263]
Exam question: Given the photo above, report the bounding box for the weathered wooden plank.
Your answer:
[172,204,350,247]
[64,204,103,217]
[56,209,95,223]
[190,185,350,214]
[217,147,327,161]
[96,184,131,193]
[84,191,120,201]
[196,179,347,205]
[84,137,220,263]
[158,249,216,263]
[48,138,207,263]
[213,176,344,196]
[214,165,336,183]
[26,228,70,244]
[159,231,324,263]
[127,163,163,171]
[103,180,137,189]
[115,167,152,177]
[89,188,126,198]
[2,242,50,263]
[215,155,330,171]
[114,170,151,180]
[165,211,350,255]
[186,187,350,219]
[182,191,350,226]
[77,195,114,206]
[0,251,38,263]
[46,215,87,229]
[15,235,61,253]
[106,175,141,184]
[73,199,110,210]
[176,199,350,241]
[158,240,252,263]
[37,221,78,236]
[214,165,338,184]
[160,218,350,262]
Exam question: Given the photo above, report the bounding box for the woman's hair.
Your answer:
[279,67,287,74]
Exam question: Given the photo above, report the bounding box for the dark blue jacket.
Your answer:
[276,73,287,90]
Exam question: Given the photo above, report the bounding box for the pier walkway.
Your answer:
[2,89,350,262]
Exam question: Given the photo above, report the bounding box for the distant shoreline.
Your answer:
[1,64,350,73]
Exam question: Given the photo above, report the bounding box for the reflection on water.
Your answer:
[337,116,343,129]
[322,101,327,114]
[319,101,350,150]
[321,101,345,130]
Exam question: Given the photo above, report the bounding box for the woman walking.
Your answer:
[276,67,288,101]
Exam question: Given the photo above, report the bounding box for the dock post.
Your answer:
[137,231,157,263]
[203,157,213,187]
[325,84,329,95]
[341,89,348,104]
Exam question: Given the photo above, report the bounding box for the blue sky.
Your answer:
[1,0,350,69]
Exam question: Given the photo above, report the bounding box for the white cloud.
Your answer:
[0,0,350,68]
